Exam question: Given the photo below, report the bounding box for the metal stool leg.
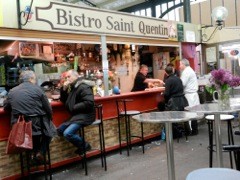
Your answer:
[26,151,31,180]
[99,121,107,171]
[227,121,234,168]
[47,143,52,180]
[43,148,48,180]
[79,128,85,170]
[81,126,88,175]
[101,122,107,171]
[117,116,122,154]
[228,120,238,169]
[98,123,104,167]
[125,115,130,156]
[96,104,107,171]
[20,153,25,177]
[40,117,52,180]
[207,120,213,167]
[127,116,132,151]
[141,122,145,154]
[42,136,52,180]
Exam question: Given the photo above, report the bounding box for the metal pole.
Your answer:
[101,35,109,96]
[183,0,191,23]
[214,113,224,167]
[166,122,175,180]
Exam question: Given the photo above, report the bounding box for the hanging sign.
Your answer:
[25,1,170,39]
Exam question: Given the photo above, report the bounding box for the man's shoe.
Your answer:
[75,143,92,155]
[85,143,92,152]
[36,152,50,165]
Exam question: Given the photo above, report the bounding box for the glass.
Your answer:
[213,89,230,110]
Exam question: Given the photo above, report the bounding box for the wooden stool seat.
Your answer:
[120,110,140,116]
[205,114,234,121]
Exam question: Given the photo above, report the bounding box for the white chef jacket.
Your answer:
[181,66,200,107]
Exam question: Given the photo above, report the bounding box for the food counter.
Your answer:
[0,89,164,179]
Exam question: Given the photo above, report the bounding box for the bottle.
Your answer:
[161,127,166,141]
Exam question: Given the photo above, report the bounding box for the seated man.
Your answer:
[4,70,56,163]
[57,69,95,155]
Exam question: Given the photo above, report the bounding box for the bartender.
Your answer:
[131,64,164,92]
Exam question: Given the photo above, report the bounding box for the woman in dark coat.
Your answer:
[57,70,95,154]
[163,66,190,138]
[164,66,188,111]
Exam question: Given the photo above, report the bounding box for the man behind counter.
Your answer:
[131,64,164,92]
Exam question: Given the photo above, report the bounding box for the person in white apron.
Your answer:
[179,58,200,135]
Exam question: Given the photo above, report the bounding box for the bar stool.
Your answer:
[223,131,240,171]
[116,99,144,156]
[79,104,107,175]
[206,114,235,168]
[20,115,52,180]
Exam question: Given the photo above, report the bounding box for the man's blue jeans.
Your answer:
[57,123,83,148]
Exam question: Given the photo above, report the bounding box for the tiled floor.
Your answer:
[38,120,240,180]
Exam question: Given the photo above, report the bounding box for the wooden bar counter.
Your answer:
[0,88,164,179]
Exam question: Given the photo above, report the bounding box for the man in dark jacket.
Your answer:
[57,69,95,155]
[4,70,56,161]
[131,64,164,92]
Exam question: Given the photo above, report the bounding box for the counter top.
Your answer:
[94,87,164,101]
[0,89,164,141]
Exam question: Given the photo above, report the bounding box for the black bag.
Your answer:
[172,123,184,139]
[165,96,188,111]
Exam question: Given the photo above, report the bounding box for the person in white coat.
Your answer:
[179,58,200,135]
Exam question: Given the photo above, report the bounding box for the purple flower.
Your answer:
[211,69,231,85]
[207,69,240,93]
[229,76,240,87]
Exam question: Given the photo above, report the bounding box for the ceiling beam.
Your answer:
[70,0,96,7]
[95,0,115,7]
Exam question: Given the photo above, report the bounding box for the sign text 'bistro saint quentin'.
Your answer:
[34,2,169,39]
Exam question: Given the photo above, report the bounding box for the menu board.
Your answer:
[206,47,217,63]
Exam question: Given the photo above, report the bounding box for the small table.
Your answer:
[186,168,240,180]
[132,111,204,180]
[185,98,240,167]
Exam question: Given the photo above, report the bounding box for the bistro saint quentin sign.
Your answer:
[31,1,170,39]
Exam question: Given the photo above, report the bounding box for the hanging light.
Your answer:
[202,6,228,42]
[211,6,228,29]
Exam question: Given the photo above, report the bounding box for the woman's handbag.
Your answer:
[6,115,33,154]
